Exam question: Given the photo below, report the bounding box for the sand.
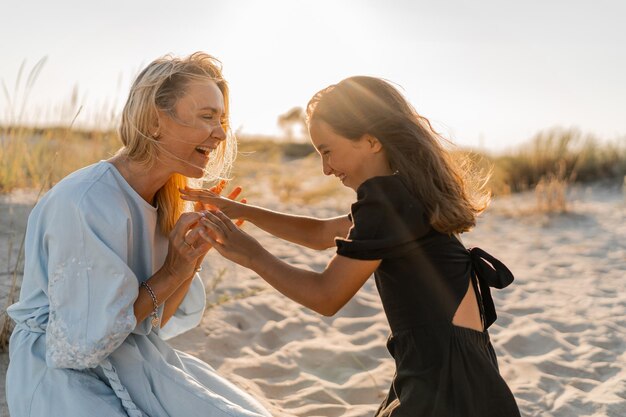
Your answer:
[1,182,625,417]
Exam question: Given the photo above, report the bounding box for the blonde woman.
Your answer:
[183,76,520,416]
[6,53,270,417]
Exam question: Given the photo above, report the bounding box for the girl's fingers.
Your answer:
[180,188,218,198]
[234,198,247,227]
[200,231,217,246]
[197,228,215,247]
[199,230,226,252]
[182,185,242,201]
[201,217,228,243]
[180,189,221,212]
[226,186,242,200]
[200,211,225,233]
[213,179,227,195]
[203,210,237,235]
[210,210,237,232]
[180,194,218,212]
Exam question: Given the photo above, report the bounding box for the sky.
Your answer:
[1,0,625,152]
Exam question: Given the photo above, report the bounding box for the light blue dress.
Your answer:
[6,161,271,417]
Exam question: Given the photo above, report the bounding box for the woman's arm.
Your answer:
[134,212,211,324]
[201,211,380,316]
[159,276,194,327]
[181,187,352,250]
[160,252,206,327]
[134,267,187,324]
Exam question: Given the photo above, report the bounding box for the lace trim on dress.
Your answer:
[46,259,135,369]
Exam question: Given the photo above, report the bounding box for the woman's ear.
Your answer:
[151,113,162,138]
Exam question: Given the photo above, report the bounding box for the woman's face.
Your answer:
[309,120,391,191]
[156,80,226,178]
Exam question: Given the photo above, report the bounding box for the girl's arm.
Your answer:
[181,187,352,250]
[251,247,379,316]
[201,211,380,316]
[226,203,351,250]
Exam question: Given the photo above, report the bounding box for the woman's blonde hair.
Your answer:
[307,76,490,234]
[117,52,235,234]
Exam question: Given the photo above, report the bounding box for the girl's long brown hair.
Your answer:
[307,76,490,234]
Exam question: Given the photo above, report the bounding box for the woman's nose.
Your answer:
[212,123,227,141]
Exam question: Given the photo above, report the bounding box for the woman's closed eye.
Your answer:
[201,114,227,127]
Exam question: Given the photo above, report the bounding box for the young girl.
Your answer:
[182,76,520,416]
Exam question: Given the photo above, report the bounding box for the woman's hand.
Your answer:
[162,211,213,281]
[199,210,265,269]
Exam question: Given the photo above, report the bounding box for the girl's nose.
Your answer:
[322,159,332,176]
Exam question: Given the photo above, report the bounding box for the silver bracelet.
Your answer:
[141,281,160,328]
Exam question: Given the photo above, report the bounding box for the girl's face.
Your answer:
[156,80,226,178]
[309,121,393,191]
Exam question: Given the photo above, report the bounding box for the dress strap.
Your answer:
[100,358,146,417]
[469,247,515,329]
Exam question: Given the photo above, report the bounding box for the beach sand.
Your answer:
[1,180,625,416]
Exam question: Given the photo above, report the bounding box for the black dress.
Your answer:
[335,175,520,417]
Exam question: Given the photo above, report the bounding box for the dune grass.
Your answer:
[483,128,625,213]
[1,126,625,203]
[0,125,120,192]
[487,128,626,193]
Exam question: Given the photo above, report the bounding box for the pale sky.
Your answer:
[2,0,625,151]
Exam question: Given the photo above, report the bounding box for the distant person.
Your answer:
[182,76,521,416]
[6,52,270,417]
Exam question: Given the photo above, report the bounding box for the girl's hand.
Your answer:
[187,180,244,272]
[199,210,264,269]
[162,211,213,281]
[181,181,246,227]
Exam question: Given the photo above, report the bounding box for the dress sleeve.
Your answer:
[158,273,206,340]
[336,176,430,260]
[44,188,138,370]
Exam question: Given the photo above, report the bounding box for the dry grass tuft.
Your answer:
[486,127,626,194]
[534,174,569,214]
[532,158,571,213]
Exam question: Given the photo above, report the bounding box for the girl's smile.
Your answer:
[309,120,393,191]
